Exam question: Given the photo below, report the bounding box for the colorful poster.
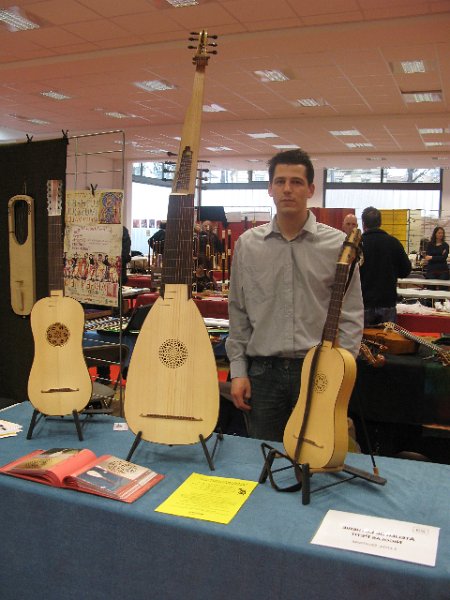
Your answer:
[64,190,123,306]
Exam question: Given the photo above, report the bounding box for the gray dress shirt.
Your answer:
[225,212,364,379]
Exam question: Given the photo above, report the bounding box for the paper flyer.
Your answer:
[155,472,258,524]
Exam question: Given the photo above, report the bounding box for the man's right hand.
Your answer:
[230,377,252,412]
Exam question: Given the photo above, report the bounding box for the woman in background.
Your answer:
[424,226,449,282]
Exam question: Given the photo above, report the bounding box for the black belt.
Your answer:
[250,356,303,368]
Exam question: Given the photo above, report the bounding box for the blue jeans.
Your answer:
[364,306,397,327]
[247,357,304,442]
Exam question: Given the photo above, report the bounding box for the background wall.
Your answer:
[0,138,67,403]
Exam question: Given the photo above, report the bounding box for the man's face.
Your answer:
[343,216,358,235]
[268,164,314,218]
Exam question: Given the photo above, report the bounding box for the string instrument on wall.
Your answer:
[28,180,92,416]
[283,228,361,472]
[125,32,220,445]
[383,322,450,366]
[8,194,36,315]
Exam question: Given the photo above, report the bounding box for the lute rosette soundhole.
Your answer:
[46,322,70,347]
[159,338,188,369]
[314,372,328,393]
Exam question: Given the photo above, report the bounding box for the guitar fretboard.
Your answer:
[322,263,349,345]
[47,180,64,293]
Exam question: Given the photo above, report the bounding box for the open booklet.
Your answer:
[0,448,164,503]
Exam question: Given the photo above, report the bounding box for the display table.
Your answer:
[126,274,152,288]
[1,402,450,600]
[397,312,450,334]
[135,292,229,319]
[350,352,450,461]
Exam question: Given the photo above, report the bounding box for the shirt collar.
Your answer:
[265,210,317,240]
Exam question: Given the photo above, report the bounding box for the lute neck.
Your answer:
[161,32,212,294]
[322,263,349,345]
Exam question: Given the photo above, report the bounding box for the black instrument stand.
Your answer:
[258,443,386,505]
[126,430,224,470]
[27,408,84,441]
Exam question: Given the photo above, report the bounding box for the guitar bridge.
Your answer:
[41,388,80,393]
[140,413,202,421]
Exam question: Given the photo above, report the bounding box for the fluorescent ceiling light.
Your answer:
[206,146,233,152]
[390,60,435,74]
[41,91,71,101]
[330,130,361,136]
[104,111,136,119]
[165,0,198,6]
[424,142,449,147]
[402,91,442,103]
[295,98,327,107]
[254,70,290,82]
[273,144,298,149]
[247,132,278,139]
[134,80,176,92]
[418,128,444,134]
[9,114,50,125]
[0,7,40,31]
[28,118,51,125]
[202,104,226,112]
[247,159,261,162]
[346,142,374,148]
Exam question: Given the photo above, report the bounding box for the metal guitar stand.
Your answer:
[26,408,85,441]
[126,429,224,470]
[258,442,386,505]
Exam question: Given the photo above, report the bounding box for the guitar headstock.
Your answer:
[188,30,218,69]
[338,227,362,265]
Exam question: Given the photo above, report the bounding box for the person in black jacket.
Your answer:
[360,206,411,327]
[424,226,449,282]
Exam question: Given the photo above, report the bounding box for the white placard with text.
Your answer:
[311,510,440,567]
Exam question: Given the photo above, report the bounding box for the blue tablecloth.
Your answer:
[0,402,449,600]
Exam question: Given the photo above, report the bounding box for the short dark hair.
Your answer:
[267,148,314,185]
[361,206,381,229]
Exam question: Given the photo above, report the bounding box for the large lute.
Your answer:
[125,32,220,445]
[283,229,361,472]
[28,180,92,416]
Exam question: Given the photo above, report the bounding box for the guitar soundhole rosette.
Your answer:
[159,338,188,369]
[314,372,328,393]
[46,322,70,347]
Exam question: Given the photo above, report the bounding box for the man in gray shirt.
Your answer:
[225,148,364,442]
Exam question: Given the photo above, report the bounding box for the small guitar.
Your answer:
[383,322,450,366]
[283,228,361,472]
[125,32,220,445]
[28,180,92,416]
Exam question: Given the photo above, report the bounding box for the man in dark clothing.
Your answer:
[360,206,412,327]
[148,221,166,255]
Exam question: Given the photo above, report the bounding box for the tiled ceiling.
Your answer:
[0,0,449,170]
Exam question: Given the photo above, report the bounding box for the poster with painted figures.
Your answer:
[64,190,123,306]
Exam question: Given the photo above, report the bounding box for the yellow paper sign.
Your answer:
[155,472,258,524]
